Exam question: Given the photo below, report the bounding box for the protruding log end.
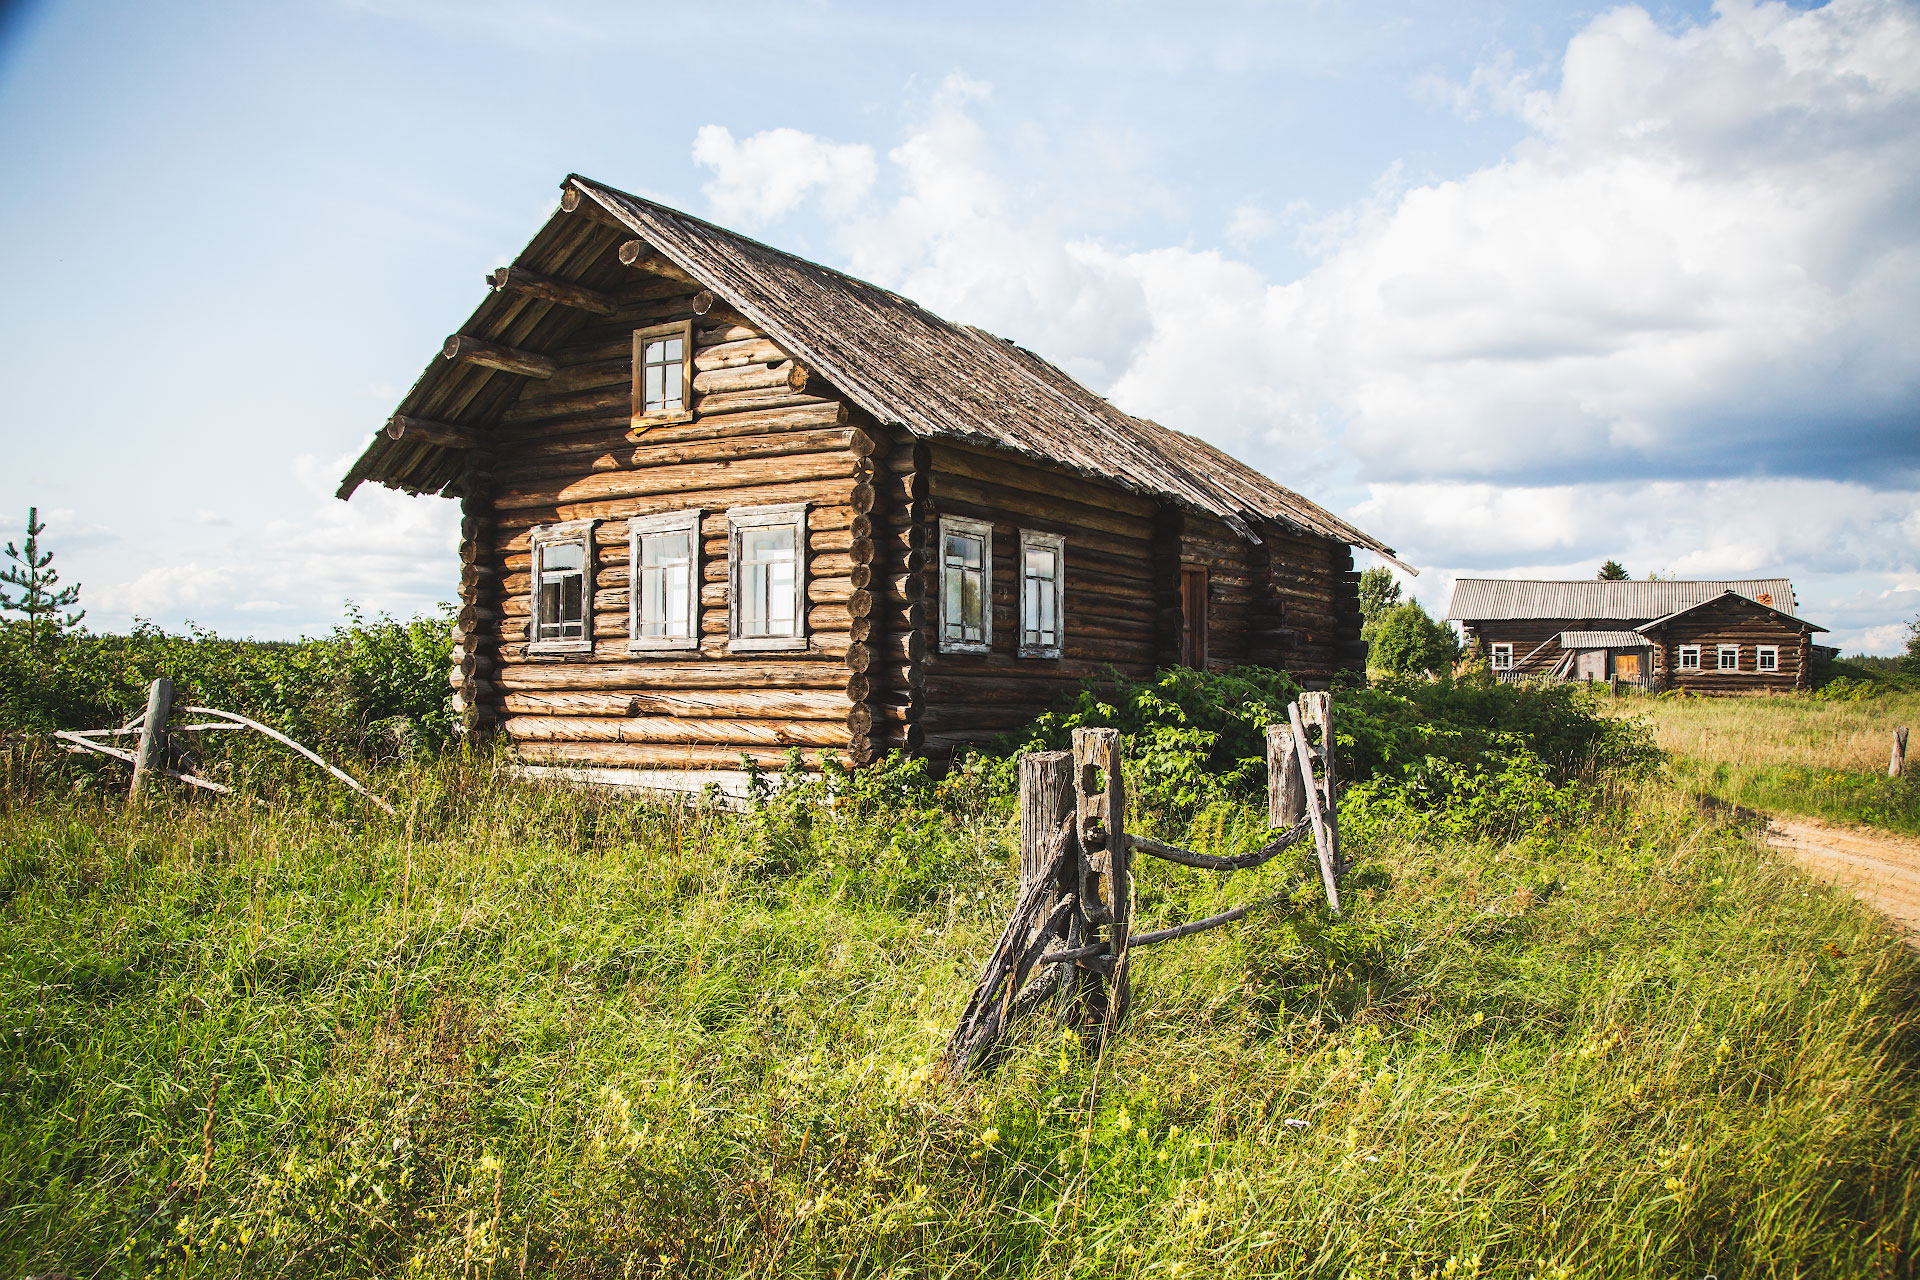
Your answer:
[560,187,582,212]
[617,238,647,266]
[693,290,715,314]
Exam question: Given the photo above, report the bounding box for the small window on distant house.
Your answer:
[529,520,594,653]
[728,503,807,651]
[939,516,993,654]
[632,320,694,424]
[1018,530,1065,659]
[628,510,700,651]
[1717,644,1740,671]
[1678,645,1701,671]
[1490,643,1513,671]
[1756,645,1779,673]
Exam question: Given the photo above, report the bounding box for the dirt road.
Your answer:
[1765,817,1920,947]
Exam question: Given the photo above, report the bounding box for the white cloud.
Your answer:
[1225,202,1277,249]
[692,124,877,225]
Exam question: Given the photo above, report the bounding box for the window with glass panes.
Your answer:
[728,503,807,651]
[939,516,992,653]
[1678,645,1701,670]
[1717,644,1740,671]
[1756,645,1779,672]
[1018,530,1064,658]
[529,521,594,652]
[631,321,692,421]
[628,510,700,650]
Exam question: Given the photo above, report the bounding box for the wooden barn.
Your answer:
[337,174,1408,788]
[1445,578,1828,693]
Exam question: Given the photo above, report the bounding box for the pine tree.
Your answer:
[0,507,85,648]
[1598,560,1629,580]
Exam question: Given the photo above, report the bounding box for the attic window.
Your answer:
[529,520,595,654]
[939,516,993,654]
[632,320,694,425]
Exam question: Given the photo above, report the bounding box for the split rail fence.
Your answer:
[946,691,1343,1075]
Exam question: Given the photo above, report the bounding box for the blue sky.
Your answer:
[2,0,1915,652]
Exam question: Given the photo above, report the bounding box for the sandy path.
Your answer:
[1764,816,1920,947]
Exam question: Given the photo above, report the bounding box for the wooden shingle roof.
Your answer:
[339,175,1405,568]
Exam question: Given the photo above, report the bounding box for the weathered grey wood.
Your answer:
[1072,726,1129,1027]
[1289,701,1340,916]
[486,266,619,316]
[1892,727,1909,779]
[386,415,481,449]
[441,334,556,379]
[1267,723,1304,828]
[1020,751,1075,893]
[945,840,1072,1075]
[617,239,701,286]
[1127,820,1309,872]
[129,677,172,802]
[182,706,396,816]
[1302,691,1342,877]
[1128,891,1290,949]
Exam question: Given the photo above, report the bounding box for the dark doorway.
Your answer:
[1180,564,1209,669]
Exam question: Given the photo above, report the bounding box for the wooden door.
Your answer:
[1180,564,1209,669]
[1614,652,1640,680]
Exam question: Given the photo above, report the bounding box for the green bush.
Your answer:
[0,607,456,761]
[1367,601,1460,676]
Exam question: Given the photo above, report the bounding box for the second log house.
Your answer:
[337,175,1409,788]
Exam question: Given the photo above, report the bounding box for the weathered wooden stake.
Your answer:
[129,677,172,803]
[1301,691,1343,877]
[1288,701,1340,915]
[1267,724,1304,829]
[1020,751,1076,950]
[1892,727,1909,779]
[1072,727,1129,1028]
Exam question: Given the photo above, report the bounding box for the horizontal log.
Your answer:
[693,361,793,396]
[694,336,789,372]
[932,439,1160,519]
[506,714,848,748]
[442,333,556,379]
[492,478,859,534]
[496,661,853,692]
[499,427,867,487]
[695,386,838,418]
[387,415,481,449]
[617,239,702,286]
[487,266,619,316]
[515,741,853,770]
[504,688,851,720]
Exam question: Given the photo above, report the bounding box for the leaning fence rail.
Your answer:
[946,689,1342,1075]
[52,677,394,814]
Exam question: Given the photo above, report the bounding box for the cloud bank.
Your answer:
[694,0,1920,652]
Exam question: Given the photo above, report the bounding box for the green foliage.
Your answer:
[1597,559,1629,580]
[0,749,1914,1277]
[0,507,84,646]
[0,607,456,761]
[1367,601,1461,676]
[1355,565,1401,628]
[1812,654,1920,699]
[1907,613,1920,674]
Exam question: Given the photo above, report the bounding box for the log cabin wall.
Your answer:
[1647,599,1813,694]
[1253,523,1361,684]
[1462,619,1598,674]
[909,439,1162,759]
[470,268,878,772]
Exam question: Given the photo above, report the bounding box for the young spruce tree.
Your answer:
[0,507,85,649]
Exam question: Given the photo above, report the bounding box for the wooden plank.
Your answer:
[129,677,172,802]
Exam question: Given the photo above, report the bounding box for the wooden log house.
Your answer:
[1446,578,1828,693]
[337,175,1409,788]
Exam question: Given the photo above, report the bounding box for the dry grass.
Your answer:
[1614,691,1919,774]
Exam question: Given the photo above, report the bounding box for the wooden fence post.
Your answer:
[1071,727,1128,1028]
[1301,691,1343,877]
[129,677,172,803]
[1893,727,1909,779]
[1267,724,1304,829]
[1020,751,1076,952]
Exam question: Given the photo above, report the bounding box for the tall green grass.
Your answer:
[2,745,1915,1278]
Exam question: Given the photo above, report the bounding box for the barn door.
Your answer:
[1614,652,1641,681]
[1180,564,1209,669]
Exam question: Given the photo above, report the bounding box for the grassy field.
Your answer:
[1613,690,1920,834]
[3,742,1917,1278]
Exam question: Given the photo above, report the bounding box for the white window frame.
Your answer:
[1490,642,1513,671]
[1755,645,1779,673]
[727,502,808,653]
[1678,644,1701,671]
[528,519,596,655]
[1716,644,1740,672]
[631,319,696,428]
[627,509,702,652]
[938,515,994,655]
[1017,529,1066,660]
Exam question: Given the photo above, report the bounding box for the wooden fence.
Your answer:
[946,691,1343,1075]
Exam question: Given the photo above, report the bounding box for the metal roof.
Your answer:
[338,175,1407,570]
[1636,591,1828,634]
[1447,578,1797,621]
[1558,631,1653,649]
